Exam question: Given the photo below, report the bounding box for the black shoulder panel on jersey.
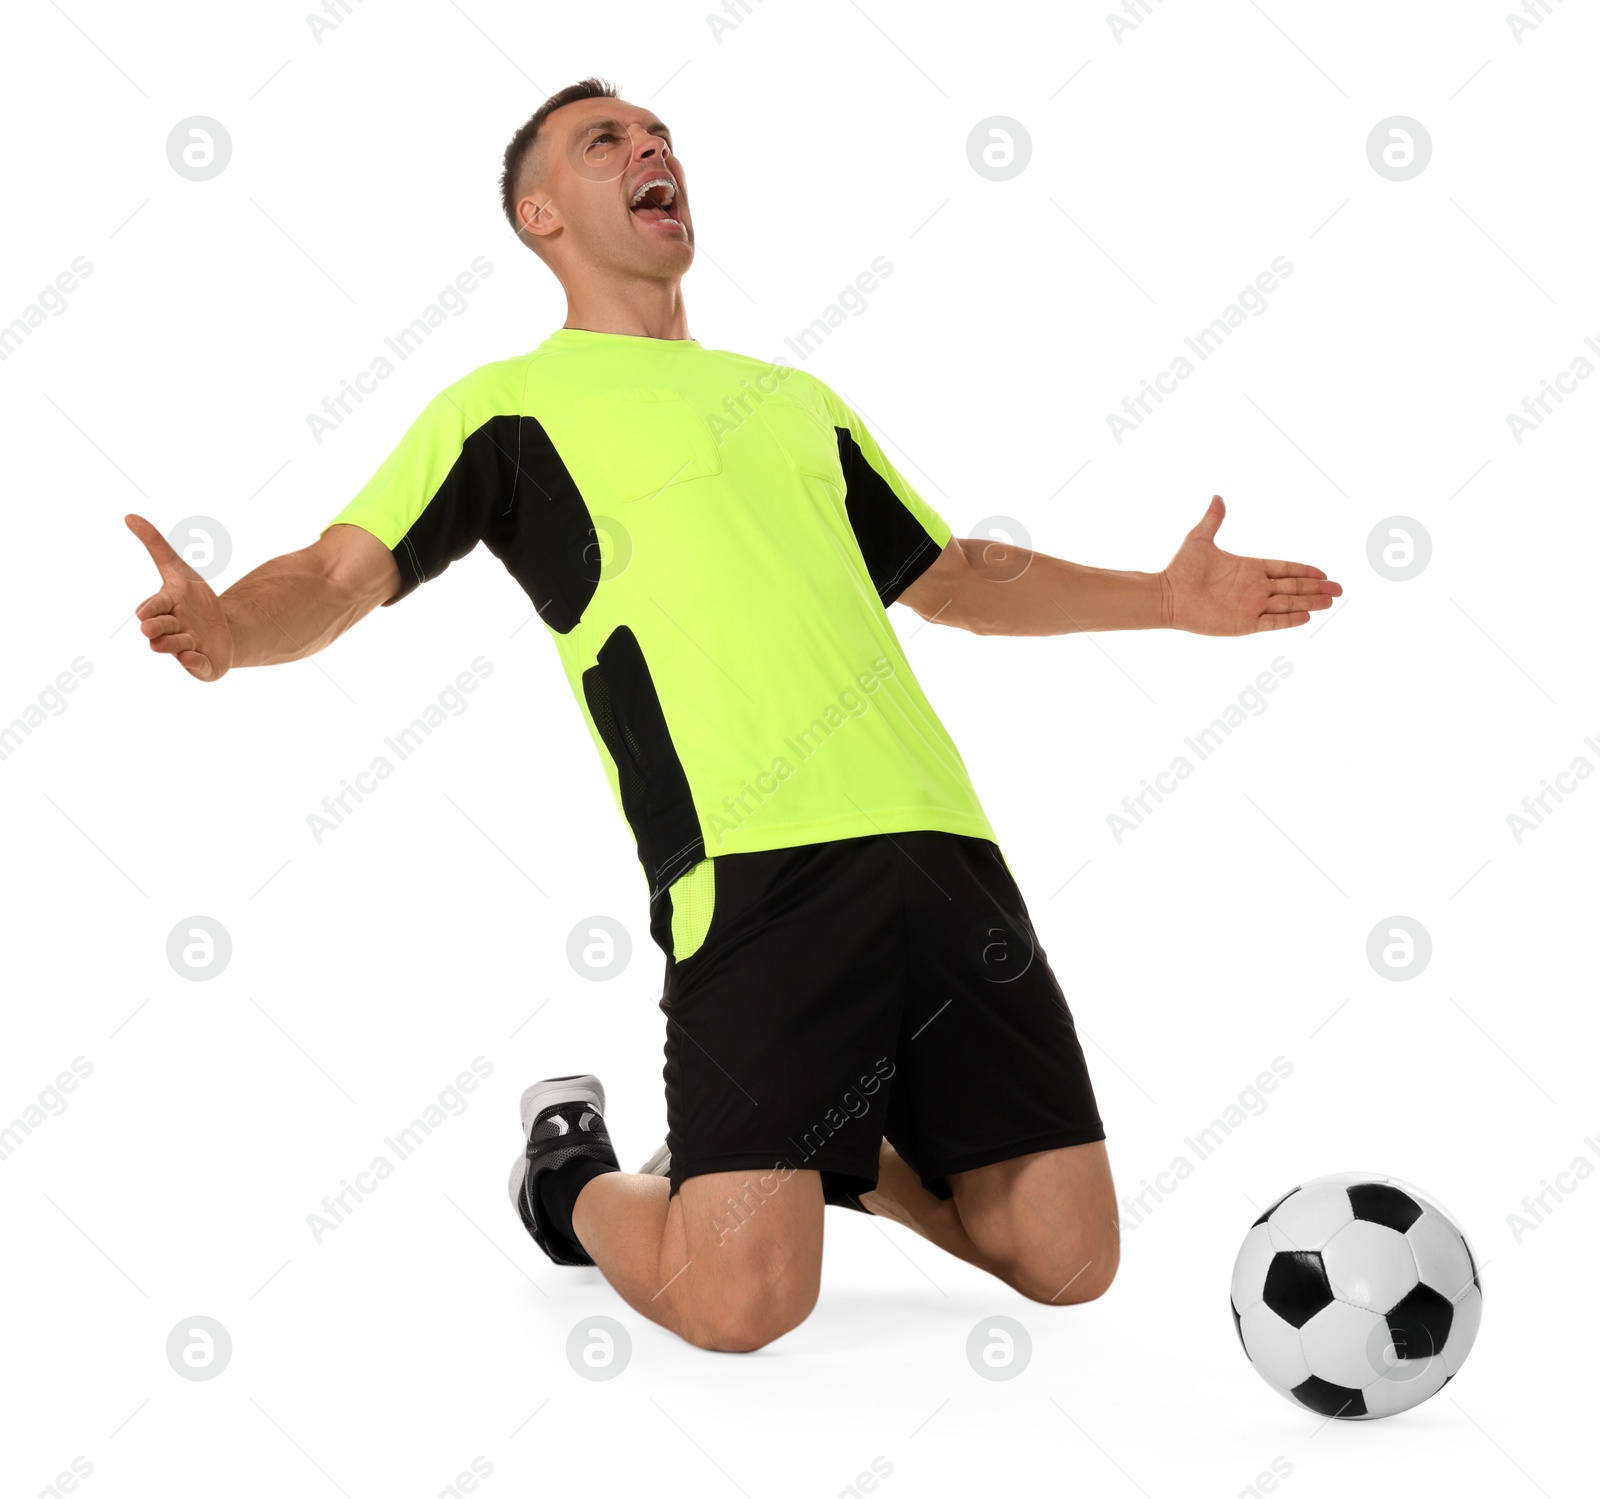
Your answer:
[582,626,705,899]
[833,427,943,606]
[391,414,601,634]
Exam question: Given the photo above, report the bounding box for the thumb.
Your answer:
[1188,494,1225,543]
[125,513,194,581]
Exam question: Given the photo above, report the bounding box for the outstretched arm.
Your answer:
[898,495,1340,638]
[125,515,399,681]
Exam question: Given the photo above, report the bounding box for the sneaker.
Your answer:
[638,1140,671,1177]
[507,1074,617,1267]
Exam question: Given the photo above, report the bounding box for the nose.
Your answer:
[627,122,670,161]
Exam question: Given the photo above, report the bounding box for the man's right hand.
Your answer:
[126,514,236,681]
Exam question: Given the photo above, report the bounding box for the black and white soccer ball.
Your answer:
[1230,1172,1482,1420]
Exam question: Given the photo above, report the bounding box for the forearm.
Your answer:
[220,546,382,667]
[938,538,1171,635]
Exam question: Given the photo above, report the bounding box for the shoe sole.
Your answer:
[508,1074,608,1213]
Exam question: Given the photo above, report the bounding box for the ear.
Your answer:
[518,192,560,242]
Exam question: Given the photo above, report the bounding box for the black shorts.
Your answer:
[647,830,1105,1203]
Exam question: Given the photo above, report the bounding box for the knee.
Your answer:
[970,1215,1121,1306]
[685,1264,819,1352]
[1014,1231,1120,1305]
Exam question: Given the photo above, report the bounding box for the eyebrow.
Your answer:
[580,116,672,142]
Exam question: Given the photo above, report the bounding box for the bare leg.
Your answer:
[948,1140,1120,1304]
[856,1139,998,1274]
[571,1165,824,1352]
[567,1140,1117,1347]
[856,1138,1120,1305]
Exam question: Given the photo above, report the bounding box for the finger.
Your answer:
[1255,610,1310,631]
[149,629,198,657]
[125,513,189,580]
[135,591,173,621]
[1189,494,1225,541]
[140,613,185,640]
[1261,593,1332,614]
[175,649,216,681]
[1268,575,1340,597]
[1263,558,1327,581]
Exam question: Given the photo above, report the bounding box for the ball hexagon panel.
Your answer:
[1301,1298,1390,1390]
[1230,1223,1276,1314]
[1238,1301,1311,1390]
[1389,1176,1483,1289]
[1262,1250,1334,1328]
[1321,1220,1419,1312]
[1407,1209,1475,1302]
[1268,1183,1354,1253]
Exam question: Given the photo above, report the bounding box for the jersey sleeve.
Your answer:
[808,376,953,606]
[321,377,514,605]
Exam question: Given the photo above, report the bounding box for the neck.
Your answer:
[560,275,691,340]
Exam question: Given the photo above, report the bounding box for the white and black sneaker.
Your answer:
[508,1074,619,1267]
[638,1141,671,1177]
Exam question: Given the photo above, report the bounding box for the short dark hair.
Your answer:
[499,76,619,234]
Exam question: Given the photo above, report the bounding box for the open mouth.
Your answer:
[629,173,683,231]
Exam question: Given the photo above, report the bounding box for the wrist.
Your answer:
[216,594,250,670]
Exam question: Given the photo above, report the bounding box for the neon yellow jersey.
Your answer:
[324,328,996,896]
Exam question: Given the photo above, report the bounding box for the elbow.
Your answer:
[902,591,986,634]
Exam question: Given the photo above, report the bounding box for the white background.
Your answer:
[2,1,1595,1495]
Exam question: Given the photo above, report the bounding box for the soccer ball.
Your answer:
[1230,1173,1482,1419]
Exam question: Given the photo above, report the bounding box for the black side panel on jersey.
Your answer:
[834,427,943,605]
[581,626,705,898]
[391,414,601,634]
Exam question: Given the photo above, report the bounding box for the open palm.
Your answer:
[1160,496,1340,636]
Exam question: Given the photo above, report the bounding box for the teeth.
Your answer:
[629,175,676,207]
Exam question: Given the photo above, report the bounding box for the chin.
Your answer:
[634,240,695,277]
